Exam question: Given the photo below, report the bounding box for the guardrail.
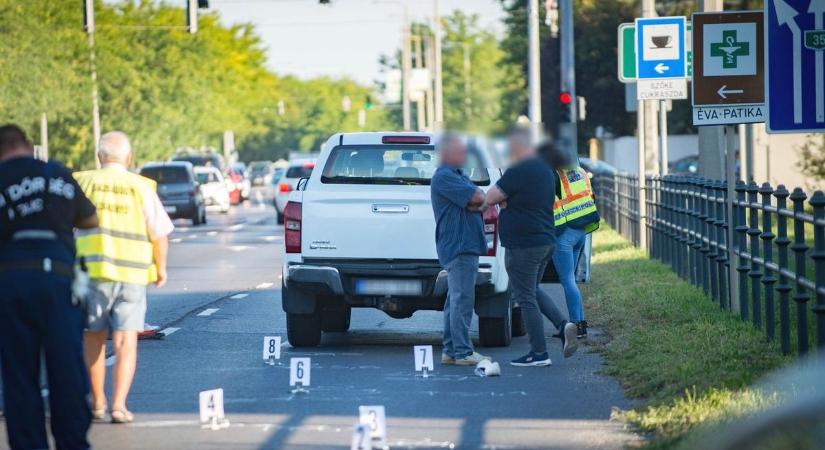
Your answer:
[592,173,825,357]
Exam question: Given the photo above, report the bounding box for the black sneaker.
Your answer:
[510,351,552,367]
[562,321,578,358]
[576,321,588,339]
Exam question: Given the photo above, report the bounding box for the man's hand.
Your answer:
[155,266,168,287]
[467,188,485,211]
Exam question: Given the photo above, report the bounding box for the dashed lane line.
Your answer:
[161,327,180,336]
[230,293,249,299]
[256,282,274,289]
[197,308,219,317]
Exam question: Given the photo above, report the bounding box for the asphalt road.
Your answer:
[1,192,638,450]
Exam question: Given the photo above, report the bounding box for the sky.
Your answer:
[209,0,506,86]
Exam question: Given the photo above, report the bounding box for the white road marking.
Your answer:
[229,245,252,252]
[105,355,117,367]
[177,227,189,232]
[207,231,218,236]
[188,234,198,239]
[160,327,180,336]
[256,282,274,289]
[255,190,265,210]
[262,235,281,242]
[230,293,249,299]
[229,223,245,232]
[170,238,183,243]
[197,308,219,317]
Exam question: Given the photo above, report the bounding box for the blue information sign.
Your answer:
[635,16,688,80]
[766,0,825,133]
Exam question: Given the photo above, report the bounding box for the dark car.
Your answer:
[578,157,618,177]
[171,152,224,171]
[140,162,207,225]
[247,161,272,186]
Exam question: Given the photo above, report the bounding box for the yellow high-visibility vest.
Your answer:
[553,167,599,229]
[74,167,157,284]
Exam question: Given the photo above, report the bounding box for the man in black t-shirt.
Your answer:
[0,124,98,450]
[482,128,578,367]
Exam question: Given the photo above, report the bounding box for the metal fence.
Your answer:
[592,173,825,357]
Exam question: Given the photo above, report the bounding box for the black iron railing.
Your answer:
[592,173,825,357]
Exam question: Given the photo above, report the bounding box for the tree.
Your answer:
[798,135,825,181]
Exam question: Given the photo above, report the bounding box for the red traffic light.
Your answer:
[559,92,573,105]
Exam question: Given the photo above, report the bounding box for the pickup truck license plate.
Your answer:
[355,279,422,296]
[164,206,177,214]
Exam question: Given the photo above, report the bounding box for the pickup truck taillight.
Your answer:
[483,206,498,256]
[278,182,293,193]
[284,201,302,253]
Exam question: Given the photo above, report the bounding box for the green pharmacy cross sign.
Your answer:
[710,30,750,69]
[618,22,693,82]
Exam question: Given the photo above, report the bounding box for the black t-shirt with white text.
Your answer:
[0,157,96,255]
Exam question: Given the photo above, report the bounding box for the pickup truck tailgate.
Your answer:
[300,187,437,260]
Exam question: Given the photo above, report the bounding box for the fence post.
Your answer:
[736,181,750,321]
[747,181,763,329]
[613,174,619,231]
[791,187,809,356]
[774,186,792,354]
[716,180,729,310]
[810,191,825,350]
[650,176,659,261]
[690,178,702,288]
[678,177,690,280]
[698,178,711,297]
[760,183,777,341]
[706,179,720,303]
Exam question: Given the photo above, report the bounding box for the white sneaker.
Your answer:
[441,353,456,365]
[454,352,492,366]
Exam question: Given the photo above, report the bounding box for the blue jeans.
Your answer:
[552,227,587,322]
[505,245,568,354]
[443,253,478,358]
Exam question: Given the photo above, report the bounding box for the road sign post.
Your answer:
[766,0,825,133]
[692,11,766,126]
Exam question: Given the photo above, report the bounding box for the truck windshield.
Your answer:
[320,145,490,186]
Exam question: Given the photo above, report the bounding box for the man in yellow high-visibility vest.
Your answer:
[74,131,174,424]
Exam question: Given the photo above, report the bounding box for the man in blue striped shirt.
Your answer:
[430,135,490,366]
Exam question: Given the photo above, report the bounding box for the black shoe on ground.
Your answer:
[510,351,552,367]
[576,321,588,339]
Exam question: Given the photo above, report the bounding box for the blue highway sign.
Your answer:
[635,16,688,80]
[766,0,825,133]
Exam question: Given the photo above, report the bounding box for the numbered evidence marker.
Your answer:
[351,423,373,450]
[359,405,387,445]
[413,345,434,378]
[262,336,281,365]
[289,357,311,392]
[199,388,229,430]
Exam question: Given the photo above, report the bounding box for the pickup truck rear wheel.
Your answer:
[287,312,322,347]
[478,305,512,347]
[321,306,351,332]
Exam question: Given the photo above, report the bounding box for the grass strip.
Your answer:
[582,226,790,448]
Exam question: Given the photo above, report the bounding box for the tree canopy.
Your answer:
[0,0,391,168]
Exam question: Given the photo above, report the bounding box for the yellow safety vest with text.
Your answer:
[553,167,599,230]
[74,168,157,284]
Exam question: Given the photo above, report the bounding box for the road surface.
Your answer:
[0,194,638,450]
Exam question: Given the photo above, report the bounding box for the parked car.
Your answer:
[171,151,224,171]
[194,166,231,213]
[578,157,618,177]
[248,161,272,186]
[139,162,206,225]
[273,160,315,225]
[670,155,699,175]
[279,132,514,348]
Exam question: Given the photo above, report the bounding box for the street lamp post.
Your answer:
[527,0,542,142]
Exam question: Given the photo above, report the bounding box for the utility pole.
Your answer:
[413,34,426,131]
[462,42,472,121]
[433,0,444,130]
[39,113,48,162]
[84,0,102,167]
[642,0,659,175]
[527,0,542,142]
[660,100,668,174]
[559,0,577,158]
[401,5,412,131]
[426,34,436,130]
[697,0,725,179]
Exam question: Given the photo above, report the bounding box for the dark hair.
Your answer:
[0,124,32,156]
[537,140,572,169]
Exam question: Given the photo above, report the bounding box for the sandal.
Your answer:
[91,405,107,422]
[110,408,134,424]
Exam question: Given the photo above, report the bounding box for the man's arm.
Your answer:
[152,236,169,287]
[75,213,99,230]
[466,189,486,211]
[433,170,479,209]
[481,185,507,210]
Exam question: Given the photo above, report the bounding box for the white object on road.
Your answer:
[198,388,228,430]
[474,360,502,377]
[290,357,311,390]
[351,423,373,450]
[358,405,387,445]
[413,345,434,378]
[262,336,281,364]
[197,308,219,317]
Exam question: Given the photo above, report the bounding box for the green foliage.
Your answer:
[0,0,391,168]
[583,226,789,448]
[797,135,825,181]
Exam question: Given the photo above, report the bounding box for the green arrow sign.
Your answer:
[805,30,825,51]
[618,22,693,83]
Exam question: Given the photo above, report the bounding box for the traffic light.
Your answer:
[187,0,209,34]
[559,91,573,123]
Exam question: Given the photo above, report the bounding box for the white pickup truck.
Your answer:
[280,132,518,347]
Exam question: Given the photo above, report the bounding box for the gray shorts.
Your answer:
[85,281,147,332]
